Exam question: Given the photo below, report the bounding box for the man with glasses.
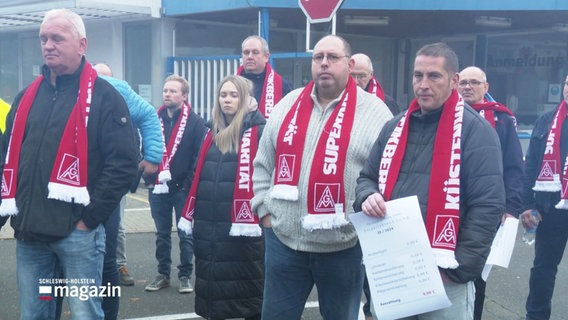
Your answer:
[458,66,524,320]
[252,35,392,319]
[352,53,401,116]
[238,35,292,118]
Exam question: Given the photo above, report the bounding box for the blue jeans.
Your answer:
[148,188,193,279]
[262,228,364,320]
[17,225,106,320]
[526,208,568,320]
[102,205,120,319]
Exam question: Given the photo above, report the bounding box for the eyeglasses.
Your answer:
[312,54,349,64]
[458,80,486,87]
[351,73,371,80]
[562,81,568,86]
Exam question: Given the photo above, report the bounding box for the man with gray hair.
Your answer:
[1,8,138,319]
[238,35,292,118]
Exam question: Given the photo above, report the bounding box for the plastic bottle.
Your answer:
[522,210,540,245]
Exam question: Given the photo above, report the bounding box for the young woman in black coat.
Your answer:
[191,75,266,320]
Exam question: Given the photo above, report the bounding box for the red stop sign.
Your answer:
[299,0,345,23]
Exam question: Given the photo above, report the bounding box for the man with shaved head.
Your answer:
[458,65,523,320]
[252,34,392,319]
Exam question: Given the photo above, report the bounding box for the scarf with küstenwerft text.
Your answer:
[378,89,464,268]
[238,63,283,118]
[533,100,568,209]
[272,78,357,230]
[0,63,95,216]
[153,102,190,194]
[178,126,260,236]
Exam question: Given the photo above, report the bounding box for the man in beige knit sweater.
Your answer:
[251,35,393,320]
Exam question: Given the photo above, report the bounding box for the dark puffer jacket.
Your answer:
[354,104,505,283]
[193,110,266,319]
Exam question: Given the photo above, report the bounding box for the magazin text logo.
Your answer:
[38,278,120,301]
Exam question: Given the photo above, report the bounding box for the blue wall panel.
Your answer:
[163,0,568,16]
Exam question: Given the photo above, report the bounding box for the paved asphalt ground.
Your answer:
[1,185,567,319]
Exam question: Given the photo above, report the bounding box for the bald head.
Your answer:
[93,63,113,77]
[458,66,489,105]
[351,53,374,89]
[352,53,373,72]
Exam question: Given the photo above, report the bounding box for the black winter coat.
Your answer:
[354,104,505,283]
[522,109,568,214]
[2,60,138,241]
[193,110,266,319]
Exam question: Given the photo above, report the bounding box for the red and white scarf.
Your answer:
[238,63,283,118]
[178,127,260,236]
[366,76,386,101]
[153,102,190,194]
[533,101,568,209]
[378,90,464,268]
[272,78,357,230]
[0,63,95,216]
[471,100,515,129]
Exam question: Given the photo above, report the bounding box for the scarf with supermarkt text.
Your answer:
[271,78,357,230]
[533,100,568,209]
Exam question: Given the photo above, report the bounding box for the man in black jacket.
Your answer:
[458,65,524,320]
[520,74,568,320]
[237,35,292,118]
[0,8,138,319]
[354,42,505,319]
[144,75,207,294]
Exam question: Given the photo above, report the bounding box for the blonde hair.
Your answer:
[212,75,253,154]
[164,74,190,96]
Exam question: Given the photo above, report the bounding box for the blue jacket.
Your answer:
[99,75,163,165]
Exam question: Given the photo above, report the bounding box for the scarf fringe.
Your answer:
[555,199,568,210]
[158,170,171,183]
[271,184,299,201]
[229,223,262,237]
[47,183,90,206]
[0,198,18,216]
[533,180,562,192]
[152,183,169,194]
[301,212,349,231]
[432,248,459,269]
[177,217,193,235]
